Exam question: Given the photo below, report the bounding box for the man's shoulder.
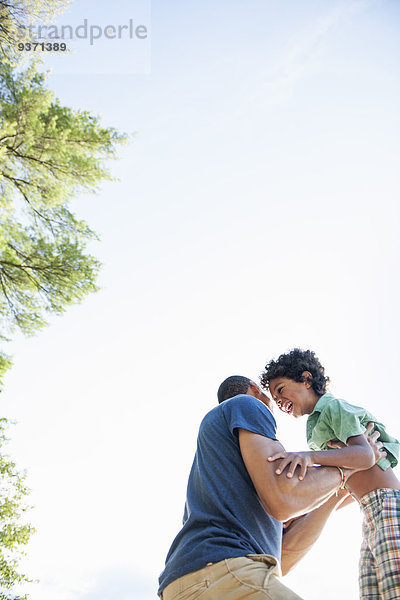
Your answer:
[224,393,262,406]
[224,395,277,435]
[201,394,276,437]
[221,394,273,417]
[202,395,264,422]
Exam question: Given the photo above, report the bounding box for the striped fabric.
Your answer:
[359,489,400,600]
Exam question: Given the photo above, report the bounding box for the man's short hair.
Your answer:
[217,375,251,404]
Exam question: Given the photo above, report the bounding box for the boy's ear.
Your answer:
[301,371,313,388]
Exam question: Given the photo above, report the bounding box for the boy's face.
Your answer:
[268,373,318,418]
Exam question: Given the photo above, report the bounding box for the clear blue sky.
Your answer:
[2,1,400,599]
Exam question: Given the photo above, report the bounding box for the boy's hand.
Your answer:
[267,451,315,480]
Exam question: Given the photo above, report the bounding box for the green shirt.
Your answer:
[306,393,399,471]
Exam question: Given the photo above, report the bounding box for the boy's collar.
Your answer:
[310,392,335,415]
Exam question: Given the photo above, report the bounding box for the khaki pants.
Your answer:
[161,555,304,600]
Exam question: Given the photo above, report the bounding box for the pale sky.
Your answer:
[2,1,400,599]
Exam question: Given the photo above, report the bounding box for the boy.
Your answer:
[261,348,400,600]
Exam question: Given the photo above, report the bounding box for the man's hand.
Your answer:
[364,423,387,463]
[267,451,315,480]
[280,488,353,575]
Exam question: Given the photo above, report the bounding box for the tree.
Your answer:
[0,63,127,375]
[0,2,128,595]
[0,0,69,65]
[0,418,33,600]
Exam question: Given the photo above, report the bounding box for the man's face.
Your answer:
[268,376,316,418]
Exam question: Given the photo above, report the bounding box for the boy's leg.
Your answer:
[359,539,379,600]
[360,489,400,600]
[373,490,400,600]
[161,555,305,600]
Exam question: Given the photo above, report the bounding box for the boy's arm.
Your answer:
[238,429,353,522]
[310,434,374,468]
[268,426,386,479]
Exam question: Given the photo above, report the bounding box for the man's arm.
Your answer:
[280,490,351,575]
[238,429,346,522]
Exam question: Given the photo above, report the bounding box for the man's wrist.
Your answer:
[335,466,346,490]
[341,466,356,484]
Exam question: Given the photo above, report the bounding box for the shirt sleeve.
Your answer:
[316,399,366,446]
[222,395,278,440]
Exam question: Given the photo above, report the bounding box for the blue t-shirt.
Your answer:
[158,395,282,595]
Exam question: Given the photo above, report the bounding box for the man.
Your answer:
[158,375,382,599]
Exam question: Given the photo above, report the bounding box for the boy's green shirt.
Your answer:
[306,392,399,471]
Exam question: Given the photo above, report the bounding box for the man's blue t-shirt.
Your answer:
[158,395,282,595]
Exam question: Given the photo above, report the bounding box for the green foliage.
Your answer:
[0,63,127,347]
[0,4,128,596]
[0,352,12,391]
[0,418,34,599]
[0,0,69,65]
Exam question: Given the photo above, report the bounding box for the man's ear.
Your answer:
[248,381,273,410]
[248,381,261,397]
[301,371,313,388]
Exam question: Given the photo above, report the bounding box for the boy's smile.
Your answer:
[268,373,320,418]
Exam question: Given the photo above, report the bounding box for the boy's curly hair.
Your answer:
[260,348,330,396]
